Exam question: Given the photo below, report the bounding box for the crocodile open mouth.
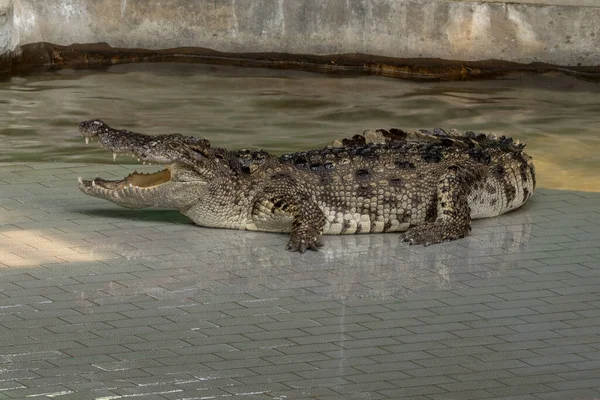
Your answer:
[77,132,177,196]
[77,119,209,208]
[78,167,172,192]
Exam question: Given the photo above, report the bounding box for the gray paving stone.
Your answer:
[404,365,473,377]
[355,361,420,374]
[534,389,600,400]
[440,336,506,347]
[427,345,491,358]
[508,364,576,376]
[496,330,563,342]
[556,368,600,380]
[519,311,581,323]
[334,380,398,394]
[309,356,377,370]
[0,385,74,398]
[532,344,596,356]
[521,354,587,366]
[565,359,600,370]
[508,321,572,332]
[472,349,539,361]
[543,334,600,346]
[322,346,389,358]
[448,369,517,382]
[437,379,504,392]
[465,317,525,328]
[1,164,600,399]
[487,383,555,397]
[427,389,498,400]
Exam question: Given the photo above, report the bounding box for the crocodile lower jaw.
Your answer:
[78,166,175,200]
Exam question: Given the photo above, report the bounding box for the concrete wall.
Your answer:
[1,0,599,73]
[0,0,12,71]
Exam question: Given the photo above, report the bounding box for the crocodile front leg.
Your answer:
[253,177,326,253]
[400,167,472,246]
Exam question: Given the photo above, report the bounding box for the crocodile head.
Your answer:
[77,119,219,210]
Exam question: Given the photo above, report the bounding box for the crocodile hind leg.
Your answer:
[253,179,326,253]
[400,168,472,246]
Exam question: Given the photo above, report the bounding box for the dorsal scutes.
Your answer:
[329,128,527,152]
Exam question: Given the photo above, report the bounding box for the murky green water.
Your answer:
[1,63,599,191]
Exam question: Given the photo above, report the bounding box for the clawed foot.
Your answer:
[287,236,323,253]
[400,222,470,246]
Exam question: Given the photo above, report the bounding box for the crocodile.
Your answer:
[77,120,536,252]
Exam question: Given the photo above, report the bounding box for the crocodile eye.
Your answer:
[191,148,211,158]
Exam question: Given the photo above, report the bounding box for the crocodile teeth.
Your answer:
[129,183,133,188]
[77,176,83,184]
[85,137,89,145]
[113,153,117,161]
[91,180,96,188]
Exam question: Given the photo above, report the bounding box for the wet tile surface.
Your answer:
[1,163,600,399]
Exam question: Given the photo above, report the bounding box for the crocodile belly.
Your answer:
[320,208,410,235]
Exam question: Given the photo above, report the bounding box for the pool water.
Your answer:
[1,63,599,191]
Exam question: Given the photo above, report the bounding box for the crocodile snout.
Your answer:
[79,119,107,138]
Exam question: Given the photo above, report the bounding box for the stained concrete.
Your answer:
[0,0,12,72]
[0,0,599,74]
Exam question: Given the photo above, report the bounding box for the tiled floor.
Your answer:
[1,162,600,400]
